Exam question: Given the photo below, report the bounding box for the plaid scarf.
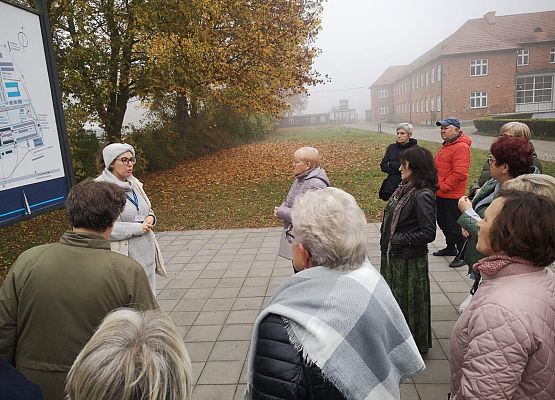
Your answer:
[245,261,425,400]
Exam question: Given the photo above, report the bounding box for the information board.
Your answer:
[0,0,73,226]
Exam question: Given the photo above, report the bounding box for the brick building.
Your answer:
[370,11,555,123]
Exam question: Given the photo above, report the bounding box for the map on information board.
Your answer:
[0,10,64,190]
[0,0,72,226]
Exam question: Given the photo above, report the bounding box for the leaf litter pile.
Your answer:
[0,131,396,280]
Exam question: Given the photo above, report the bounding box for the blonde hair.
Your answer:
[500,122,531,141]
[294,146,320,168]
[504,174,555,202]
[66,309,192,400]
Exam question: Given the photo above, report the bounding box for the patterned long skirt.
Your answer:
[380,255,432,353]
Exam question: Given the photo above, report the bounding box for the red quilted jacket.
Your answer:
[434,132,472,199]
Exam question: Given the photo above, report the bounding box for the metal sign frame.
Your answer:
[0,0,74,227]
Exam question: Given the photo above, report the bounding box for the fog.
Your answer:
[303,0,555,117]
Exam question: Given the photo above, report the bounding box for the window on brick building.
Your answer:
[421,73,424,86]
[378,89,388,98]
[412,77,415,90]
[379,105,389,115]
[416,75,420,88]
[470,59,488,76]
[437,64,441,81]
[470,92,487,108]
[425,71,429,86]
[420,99,424,112]
[437,95,441,111]
[431,96,435,111]
[425,98,429,112]
[517,49,529,66]
[550,48,555,63]
[516,75,553,103]
[416,101,419,113]
[431,67,435,83]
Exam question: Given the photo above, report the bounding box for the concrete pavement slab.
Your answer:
[157,224,457,398]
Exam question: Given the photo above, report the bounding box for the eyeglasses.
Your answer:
[285,226,294,241]
[117,157,137,165]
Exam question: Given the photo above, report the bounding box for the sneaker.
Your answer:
[432,247,458,256]
[449,258,466,268]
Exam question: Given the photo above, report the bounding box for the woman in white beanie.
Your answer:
[95,143,165,294]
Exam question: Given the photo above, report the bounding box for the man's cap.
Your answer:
[436,117,460,129]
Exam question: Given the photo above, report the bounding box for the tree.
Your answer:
[141,0,325,134]
[47,0,147,142]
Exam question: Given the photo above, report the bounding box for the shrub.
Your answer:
[474,118,555,140]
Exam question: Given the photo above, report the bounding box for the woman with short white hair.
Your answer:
[378,122,419,201]
[274,146,330,262]
[247,188,424,400]
[65,309,192,400]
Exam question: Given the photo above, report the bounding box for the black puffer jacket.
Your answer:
[380,187,436,259]
[251,314,345,400]
[379,139,419,201]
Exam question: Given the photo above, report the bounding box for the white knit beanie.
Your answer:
[102,143,135,169]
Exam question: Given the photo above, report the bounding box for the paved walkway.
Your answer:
[156,224,472,400]
[348,121,555,161]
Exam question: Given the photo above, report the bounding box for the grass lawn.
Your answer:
[1,125,554,283]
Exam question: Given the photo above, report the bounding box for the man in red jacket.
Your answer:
[433,118,472,263]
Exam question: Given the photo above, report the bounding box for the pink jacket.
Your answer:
[450,263,555,399]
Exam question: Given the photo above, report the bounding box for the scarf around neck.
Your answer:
[245,260,424,400]
[388,181,416,242]
[473,254,535,277]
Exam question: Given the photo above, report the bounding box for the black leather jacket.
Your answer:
[380,187,436,258]
[379,139,419,201]
[251,314,346,400]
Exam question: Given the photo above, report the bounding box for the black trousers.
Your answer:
[436,197,464,250]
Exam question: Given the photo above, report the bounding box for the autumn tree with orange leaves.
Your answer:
[137,0,325,138]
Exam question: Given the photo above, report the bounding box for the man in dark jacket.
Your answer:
[379,122,419,201]
[0,179,158,400]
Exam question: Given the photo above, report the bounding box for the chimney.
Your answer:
[533,27,547,40]
[484,11,496,25]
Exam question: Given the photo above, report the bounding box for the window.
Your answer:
[470,59,488,76]
[517,49,529,66]
[425,71,429,86]
[431,67,435,83]
[425,98,429,112]
[377,89,388,98]
[379,105,389,115]
[437,64,441,81]
[416,75,420,88]
[416,101,419,113]
[431,96,435,111]
[421,73,424,87]
[412,101,415,112]
[470,92,487,108]
[550,48,555,63]
[516,75,553,103]
[412,77,415,90]
[437,95,441,111]
[420,99,424,112]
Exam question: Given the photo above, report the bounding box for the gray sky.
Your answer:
[303,0,555,117]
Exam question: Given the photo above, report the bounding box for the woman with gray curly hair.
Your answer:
[65,308,192,400]
[246,188,424,400]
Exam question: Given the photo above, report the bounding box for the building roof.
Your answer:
[382,10,555,79]
[370,65,408,87]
